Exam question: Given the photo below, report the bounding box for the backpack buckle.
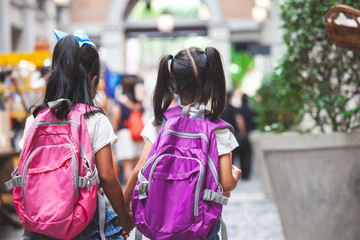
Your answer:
[203,189,228,206]
[137,182,148,200]
[138,182,148,192]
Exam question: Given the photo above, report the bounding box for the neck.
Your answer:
[180,97,201,105]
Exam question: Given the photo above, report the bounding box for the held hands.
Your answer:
[117,211,135,240]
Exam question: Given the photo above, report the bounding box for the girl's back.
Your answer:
[124,46,241,240]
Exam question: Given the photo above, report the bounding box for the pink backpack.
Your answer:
[5,102,99,239]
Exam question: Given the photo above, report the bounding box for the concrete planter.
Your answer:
[258,132,360,240]
[249,132,281,198]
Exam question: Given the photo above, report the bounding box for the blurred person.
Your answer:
[221,91,246,170]
[238,93,256,180]
[14,29,134,239]
[111,75,144,185]
[124,47,241,239]
[30,66,50,89]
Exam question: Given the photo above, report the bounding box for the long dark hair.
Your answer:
[121,75,142,103]
[153,47,226,125]
[33,35,102,119]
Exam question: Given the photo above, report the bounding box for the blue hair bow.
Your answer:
[53,29,96,48]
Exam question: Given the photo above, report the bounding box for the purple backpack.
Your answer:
[132,104,232,240]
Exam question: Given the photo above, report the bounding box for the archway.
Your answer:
[101,0,231,89]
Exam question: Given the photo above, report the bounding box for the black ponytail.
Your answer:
[203,47,226,121]
[153,47,226,124]
[153,54,175,126]
[33,35,101,119]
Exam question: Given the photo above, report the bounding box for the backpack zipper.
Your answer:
[20,120,84,203]
[161,129,223,191]
[25,121,91,168]
[147,154,204,216]
[20,120,80,161]
[21,144,78,204]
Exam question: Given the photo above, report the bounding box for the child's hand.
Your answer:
[232,165,242,182]
[120,229,129,240]
[117,211,135,238]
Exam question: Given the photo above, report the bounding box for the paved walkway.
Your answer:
[0,174,285,240]
[222,175,285,240]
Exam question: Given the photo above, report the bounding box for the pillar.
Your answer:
[101,26,126,73]
[18,0,36,51]
[0,0,11,53]
[208,25,232,91]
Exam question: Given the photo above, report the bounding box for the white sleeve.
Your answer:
[214,128,239,156]
[19,115,35,150]
[140,116,161,144]
[86,113,118,154]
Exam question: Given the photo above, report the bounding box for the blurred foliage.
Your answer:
[138,36,211,68]
[130,0,202,20]
[253,0,360,133]
[230,48,254,88]
[250,69,303,132]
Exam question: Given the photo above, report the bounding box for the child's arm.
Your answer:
[110,104,122,132]
[219,152,242,192]
[124,140,153,211]
[96,143,135,234]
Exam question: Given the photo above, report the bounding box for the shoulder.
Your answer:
[214,127,238,156]
[86,112,118,154]
[214,126,234,137]
[141,116,162,144]
[85,112,113,132]
[19,115,35,150]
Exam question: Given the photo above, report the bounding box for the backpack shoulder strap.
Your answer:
[205,117,234,134]
[163,105,182,120]
[74,103,100,115]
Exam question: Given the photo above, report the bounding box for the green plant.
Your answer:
[130,0,201,20]
[254,0,360,133]
[251,68,304,132]
[230,48,254,88]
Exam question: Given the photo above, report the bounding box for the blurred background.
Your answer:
[1,0,360,239]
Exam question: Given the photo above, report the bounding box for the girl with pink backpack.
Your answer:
[124,47,242,239]
[7,30,135,239]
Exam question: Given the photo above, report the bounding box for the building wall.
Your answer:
[219,0,254,20]
[0,0,56,53]
[69,0,112,23]
[68,0,255,24]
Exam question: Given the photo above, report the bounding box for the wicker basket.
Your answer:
[325,4,360,52]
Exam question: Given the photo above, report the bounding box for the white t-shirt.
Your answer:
[19,112,118,154]
[141,104,238,156]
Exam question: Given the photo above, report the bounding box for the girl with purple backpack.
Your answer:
[17,30,135,239]
[124,47,242,239]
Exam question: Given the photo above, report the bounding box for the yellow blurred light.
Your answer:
[157,13,175,32]
[252,6,268,22]
[255,0,271,8]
